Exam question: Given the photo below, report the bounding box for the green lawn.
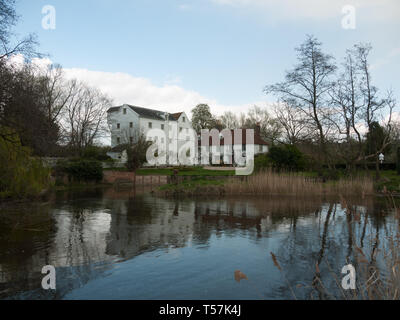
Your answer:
[135,167,235,176]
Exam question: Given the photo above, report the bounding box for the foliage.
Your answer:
[125,135,153,172]
[365,121,390,157]
[268,144,306,171]
[56,159,103,183]
[191,104,217,133]
[254,153,270,172]
[81,145,112,161]
[0,129,51,199]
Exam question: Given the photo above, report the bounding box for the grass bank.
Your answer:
[136,167,235,176]
[225,170,374,197]
[158,170,374,197]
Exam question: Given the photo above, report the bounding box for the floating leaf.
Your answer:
[234,270,248,283]
[270,252,282,271]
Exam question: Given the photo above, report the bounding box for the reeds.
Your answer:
[225,169,374,196]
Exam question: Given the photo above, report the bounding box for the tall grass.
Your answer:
[225,169,374,196]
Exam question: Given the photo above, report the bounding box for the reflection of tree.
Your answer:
[0,203,58,299]
[0,189,397,300]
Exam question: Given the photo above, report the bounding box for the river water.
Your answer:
[0,187,397,300]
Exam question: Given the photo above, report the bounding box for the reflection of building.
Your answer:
[105,197,197,259]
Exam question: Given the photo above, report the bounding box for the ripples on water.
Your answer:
[0,187,398,300]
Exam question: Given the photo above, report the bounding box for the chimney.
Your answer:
[255,122,261,136]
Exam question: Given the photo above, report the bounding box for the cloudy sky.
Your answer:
[14,0,400,117]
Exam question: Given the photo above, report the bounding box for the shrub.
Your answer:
[125,136,152,172]
[56,159,103,183]
[317,169,340,181]
[0,128,51,199]
[81,145,112,161]
[254,153,270,172]
[268,144,306,171]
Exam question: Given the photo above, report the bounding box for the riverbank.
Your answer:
[157,170,400,198]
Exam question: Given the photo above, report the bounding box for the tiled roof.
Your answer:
[170,112,183,120]
[201,129,269,146]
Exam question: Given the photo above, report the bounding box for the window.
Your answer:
[183,117,185,122]
[161,124,164,130]
[148,122,152,129]
[130,122,133,128]
[123,108,127,115]
[259,145,263,152]
[179,127,183,132]
[117,137,120,144]
[117,123,120,129]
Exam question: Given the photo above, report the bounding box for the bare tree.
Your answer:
[265,35,337,163]
[0,0,39,61]
[62,80,112,152]
[273,102,310,144]
[330,44,396,168]
[37,64,74,125]
[219,111,239,129]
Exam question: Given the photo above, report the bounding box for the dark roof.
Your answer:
[107,105,180,121]
[201,129,269,146]
[107,106,120,113]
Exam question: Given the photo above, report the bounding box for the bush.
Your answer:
[81,145,112,161]
[56,159,103,183]
[268,144,306,171]
[125,136,152,172]
[254,153,270,172]
[0,129,51,199]
[317,169,340,181]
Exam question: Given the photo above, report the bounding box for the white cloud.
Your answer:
[62,66,266,118]
[6,55,271,119]
[210,0,400,21]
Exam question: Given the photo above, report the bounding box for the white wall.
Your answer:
[107,106,140,147]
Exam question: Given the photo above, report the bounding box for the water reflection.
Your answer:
[0,188,397,299]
